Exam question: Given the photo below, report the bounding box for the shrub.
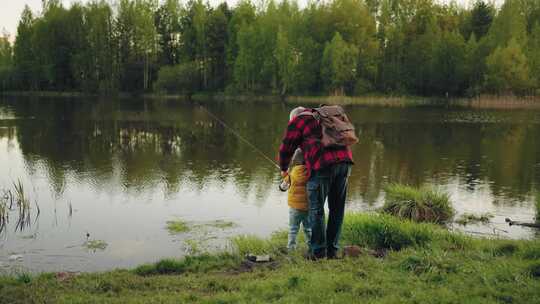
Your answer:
[383,184,454,224]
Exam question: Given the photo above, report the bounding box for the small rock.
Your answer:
[8,254,23,262]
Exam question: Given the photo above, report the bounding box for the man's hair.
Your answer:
[289,107,306,121]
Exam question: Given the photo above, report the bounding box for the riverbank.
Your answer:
[3,91,540,109]
[1,213,539,303]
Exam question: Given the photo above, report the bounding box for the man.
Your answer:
[279,106,353,259]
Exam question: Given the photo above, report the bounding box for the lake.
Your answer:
[0,96,539,273]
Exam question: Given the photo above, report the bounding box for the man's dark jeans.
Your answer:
[307,162,352,257]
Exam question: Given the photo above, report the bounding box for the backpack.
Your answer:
[300,105,359,147]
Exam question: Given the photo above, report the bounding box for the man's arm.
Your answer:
[278,117,303,172]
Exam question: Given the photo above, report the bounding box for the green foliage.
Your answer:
[321,32,358,95]
[485,38,533,95]
[5,0,540,96]
[382,184,455,224]
[154,63,199,95]
[469,1,495,39]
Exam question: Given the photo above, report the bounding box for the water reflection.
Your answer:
[0,96,540,272]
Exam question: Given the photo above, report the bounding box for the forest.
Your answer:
[0,0,539,97]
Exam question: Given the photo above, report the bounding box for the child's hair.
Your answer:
[289,107,306,121]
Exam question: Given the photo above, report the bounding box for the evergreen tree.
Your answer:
[13,6,36,89]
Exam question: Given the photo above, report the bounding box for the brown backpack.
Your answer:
[300,105,359,147]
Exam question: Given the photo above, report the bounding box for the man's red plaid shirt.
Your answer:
[278,112,353,173]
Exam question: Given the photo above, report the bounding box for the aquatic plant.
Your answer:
[83,240,108,251]
[204,220,237,229]
[455,212,494,225]
[382,184,455,224]
[166,219,190,234]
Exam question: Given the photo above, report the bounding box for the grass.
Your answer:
[166,219,191,234]
[0,180,39,234]
[382,184,455,224]
[455,212,494,225]
[1,213,539,303]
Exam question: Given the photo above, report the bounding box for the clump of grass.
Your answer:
[340,213,436,250]
[382,184,454,224]
[84,240,108,251]
[15,273,32,284]
[166,219,190,234]
[134,253,239,276]
[455,212,494,225]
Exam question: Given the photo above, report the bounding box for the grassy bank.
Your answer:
[4,91,540,109]
[1,213,539,303]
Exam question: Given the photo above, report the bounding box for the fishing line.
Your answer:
[197,103,282,171]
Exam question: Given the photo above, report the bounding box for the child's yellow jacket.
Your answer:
[286,165,309,211]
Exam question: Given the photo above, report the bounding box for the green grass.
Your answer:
[1,213,539,303]
[382,184,455,224]
[166,219,190,234]
[455,212,494,226]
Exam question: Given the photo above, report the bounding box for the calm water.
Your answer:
[1,96,540,273]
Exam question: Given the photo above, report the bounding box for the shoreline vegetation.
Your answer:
[1,213,539,303]
[3,91,540,109]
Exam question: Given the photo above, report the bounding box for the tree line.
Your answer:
[0,0,539,97]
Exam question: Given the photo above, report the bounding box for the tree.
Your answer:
[275,27,297,96]
[432,31,468,96]
[485,38,533,95]
[321,32,358,95]
[155,0,182,66]
[469,1,494,39]
[207,3,230,90]
[154,62,199,97]
[82,1,118,93]
[0,32,13,91]
[13,6,36,89]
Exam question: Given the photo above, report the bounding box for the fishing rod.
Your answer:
[197,103,282,171]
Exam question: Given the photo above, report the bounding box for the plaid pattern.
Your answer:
[279,112,353,173]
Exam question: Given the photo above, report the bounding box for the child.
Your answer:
[281,107,311,251]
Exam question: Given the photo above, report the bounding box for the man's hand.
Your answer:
[281,171,288,178]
